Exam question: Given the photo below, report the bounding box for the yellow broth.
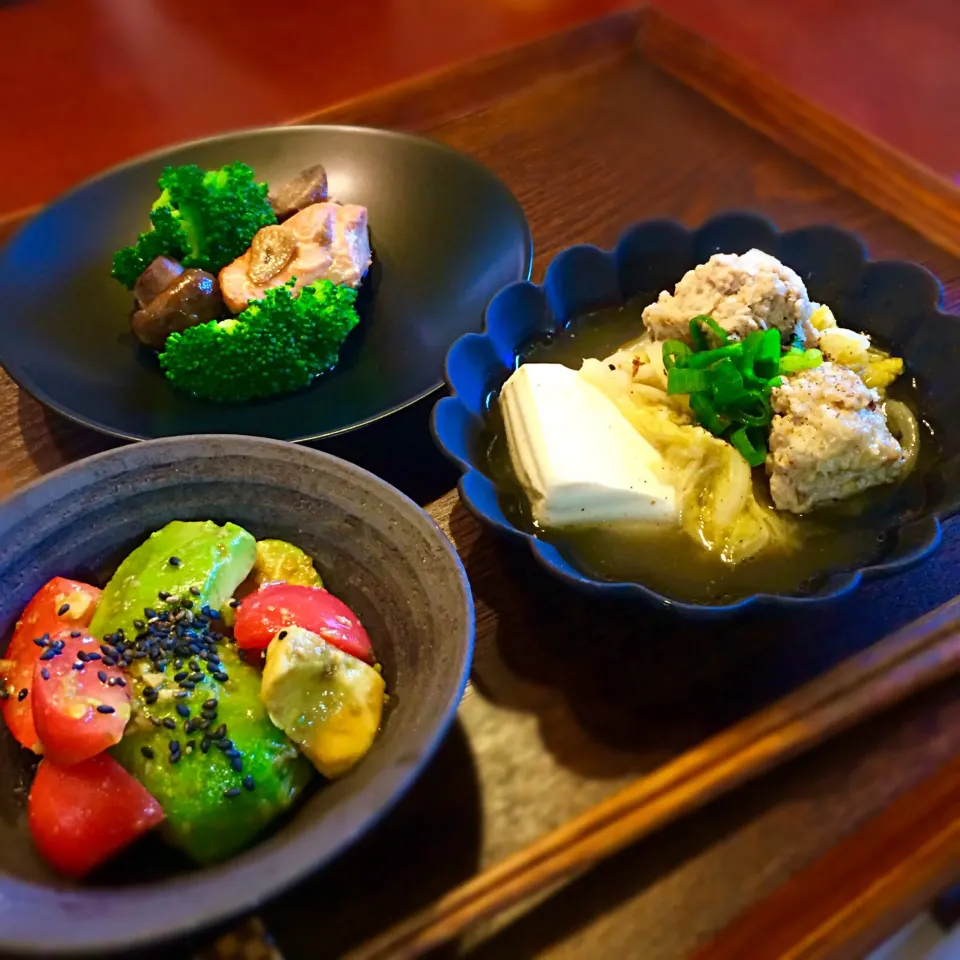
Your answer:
[484,302,936,605]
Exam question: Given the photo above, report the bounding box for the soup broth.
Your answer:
[484,302,936,604]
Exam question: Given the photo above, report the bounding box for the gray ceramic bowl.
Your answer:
[0,436,474,955]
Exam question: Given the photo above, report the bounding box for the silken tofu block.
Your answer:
[499,363,678,528]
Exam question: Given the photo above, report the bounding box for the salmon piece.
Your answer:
[218,202,372,314]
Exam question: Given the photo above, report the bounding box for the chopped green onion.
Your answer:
[689,317,708,352]
[667,367,710,395]
[779,348,823,374]
[690,315,729,347]
[730,390,771,426]
[728,426,767,467]
[753,328,782,380]
[689,392,730,436]
[662,339,691,371]
[708,357,745,405]
[687,343,743,369]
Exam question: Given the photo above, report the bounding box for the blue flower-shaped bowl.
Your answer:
[432,212,960,617]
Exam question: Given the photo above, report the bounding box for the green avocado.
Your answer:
[90,521,313,864]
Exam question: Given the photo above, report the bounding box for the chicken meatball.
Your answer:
[766,363,906,513]
[642,249,817,347]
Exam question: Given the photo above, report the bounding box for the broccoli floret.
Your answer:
[159,280,360,402]
[111,162,276,288]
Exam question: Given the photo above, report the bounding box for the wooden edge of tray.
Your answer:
[638,7,960,259]
[690,754,960,960]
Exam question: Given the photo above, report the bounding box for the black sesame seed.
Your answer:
[212,724,226,739]
[57,603,70,616]
[86,652,101,662]
[40,667,50,681]
[230,756,243,772]
[76,650,89,662]
[72,662,84,671]
[203,698,218,711]
[141,746,155,759]
[223,787,241,798]
[16,688,26,702]
[185,739,196,752]
[133,651,148,660]
[174,659,183,669]
[190,586,201,596]
[158,590,170,601]
[216,739,233,752]
[168,739,180,753]
[162,718,177,730]
[169,556,181,567]
[180,680,196,690]
[176,703,190,718]
[97,670,108,683]
[116,629,125,641]
[214,671,229,683]
[70,630,81,639]
[32,637,47,648]
[102,655,117,667]
[169,753,181,765]
[174,690,189,699]
[196,718,211,730]
[110,677,127,688]
[122,650,134,663]
[208,609,221,620]
[229,599,240,609]
[189,660,200,671]
[96,704,115,714]
[200,738,212,754]
[144,608,158,620]
[242,775,255,791]
[133,619,145,630]
[99,644,114,657]
[173,671,187,682]
[39,649,58,661]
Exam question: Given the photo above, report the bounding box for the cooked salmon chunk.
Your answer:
[219,201,372,314]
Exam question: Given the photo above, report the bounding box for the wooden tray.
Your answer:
[3,9,960,959]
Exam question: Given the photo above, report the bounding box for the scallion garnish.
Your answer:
[663,320,822,463]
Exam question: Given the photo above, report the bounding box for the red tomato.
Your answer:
[32,632,131,765]
[234,584,374,662]
[2,578,102,753]
[28,754,164,877]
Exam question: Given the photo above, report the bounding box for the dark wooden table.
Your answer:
[2,13,960,960]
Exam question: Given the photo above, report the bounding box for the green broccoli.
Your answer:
[159,280,360,402]
[111,162,276,288]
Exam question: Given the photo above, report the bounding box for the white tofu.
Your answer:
[500,363,678,528]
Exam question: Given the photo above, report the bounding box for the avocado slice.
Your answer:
[261,626,384,779]
[90,521,313,864]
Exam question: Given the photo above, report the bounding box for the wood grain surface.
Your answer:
[4,20,960,960]
[640,9,960,259]
[0,0,631,219]
[692,756,960,960]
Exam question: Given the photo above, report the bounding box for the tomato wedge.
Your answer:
[2,578,102,753]
[32,632,131,765]
[29,754,164,878]
[233,584,374,662]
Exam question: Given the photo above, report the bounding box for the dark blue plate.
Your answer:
[432,212,960,616]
